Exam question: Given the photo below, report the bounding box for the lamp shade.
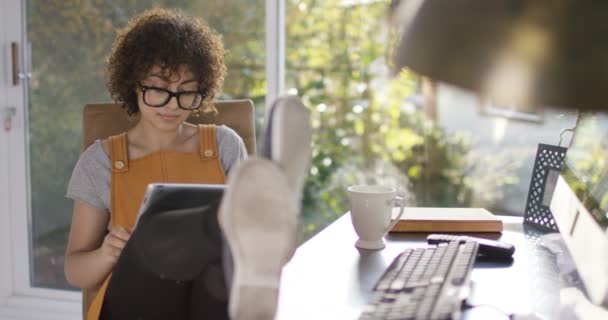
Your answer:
[392,0,608,110]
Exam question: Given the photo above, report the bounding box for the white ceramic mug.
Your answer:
[348,185,405,250]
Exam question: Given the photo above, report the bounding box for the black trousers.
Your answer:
[99,201,229,320]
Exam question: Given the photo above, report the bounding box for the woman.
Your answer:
[64,8,246,319]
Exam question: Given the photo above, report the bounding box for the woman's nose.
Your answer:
[165,95,180,110]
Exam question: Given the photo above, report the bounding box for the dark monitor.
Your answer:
[550,112,608,307]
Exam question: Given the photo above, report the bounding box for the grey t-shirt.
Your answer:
[66,125,247,212]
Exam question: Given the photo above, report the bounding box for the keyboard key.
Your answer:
[376,250,412,292]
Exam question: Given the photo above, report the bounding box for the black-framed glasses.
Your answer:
[139,83,206,110]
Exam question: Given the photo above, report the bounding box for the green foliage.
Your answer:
[286,0,479,239]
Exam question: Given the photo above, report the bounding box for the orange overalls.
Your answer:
[86,124,226,320]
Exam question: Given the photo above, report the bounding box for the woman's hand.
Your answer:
[100,225,131,263]
[65,200,126,288]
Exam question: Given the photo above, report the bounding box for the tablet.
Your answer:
[134,183,226,228]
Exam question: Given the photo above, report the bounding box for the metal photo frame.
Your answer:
[523,127,575,232]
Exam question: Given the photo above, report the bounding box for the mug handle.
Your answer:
[383,196,405,235]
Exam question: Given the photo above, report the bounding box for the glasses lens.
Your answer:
[143,88,170,107]
[178,92,203,110]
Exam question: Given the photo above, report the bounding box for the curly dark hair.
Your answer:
[106,8,226,115]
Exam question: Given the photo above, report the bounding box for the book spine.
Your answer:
[390,221,503,233]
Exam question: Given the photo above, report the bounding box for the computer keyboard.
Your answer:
[360,241,479,320]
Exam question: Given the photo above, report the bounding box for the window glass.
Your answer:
[286,0,578,240]
[27,0,265,290]
[286,0,419,239]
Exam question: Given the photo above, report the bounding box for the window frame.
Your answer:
[0,1,285,319]
[478,97,545,123]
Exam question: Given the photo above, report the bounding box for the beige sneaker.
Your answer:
[219,159,298,320]
[220,95,312,320]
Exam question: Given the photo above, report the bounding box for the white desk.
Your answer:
[276,214,581,319]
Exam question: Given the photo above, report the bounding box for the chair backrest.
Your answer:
[80,99,255,318]
[82,99,256,155]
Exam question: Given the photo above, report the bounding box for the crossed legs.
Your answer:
[100,202,229,320]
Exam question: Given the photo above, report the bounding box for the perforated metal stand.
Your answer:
[523,143,567,232]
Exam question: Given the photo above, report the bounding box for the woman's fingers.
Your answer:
[109,225,131,242]
[101,225,132,260]
[107,233,127,250]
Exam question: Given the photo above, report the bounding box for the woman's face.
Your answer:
[136,64,200,132]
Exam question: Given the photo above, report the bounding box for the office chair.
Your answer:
[80,99,255,318]
[81,99,257,154]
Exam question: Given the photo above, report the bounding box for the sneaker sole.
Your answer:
[219,159,298,320]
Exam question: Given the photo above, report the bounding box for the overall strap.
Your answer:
[198,124,219,160]
[109,133,129,173]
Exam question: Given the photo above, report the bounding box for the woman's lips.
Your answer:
[158,113,180,121]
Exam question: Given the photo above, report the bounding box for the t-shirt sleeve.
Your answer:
[217,125,248,175]
[65,142,110,211]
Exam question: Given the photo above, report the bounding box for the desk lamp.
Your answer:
[390,0,608,111]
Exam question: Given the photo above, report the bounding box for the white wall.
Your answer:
[0,0,15,301]
[0,2,83,319]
